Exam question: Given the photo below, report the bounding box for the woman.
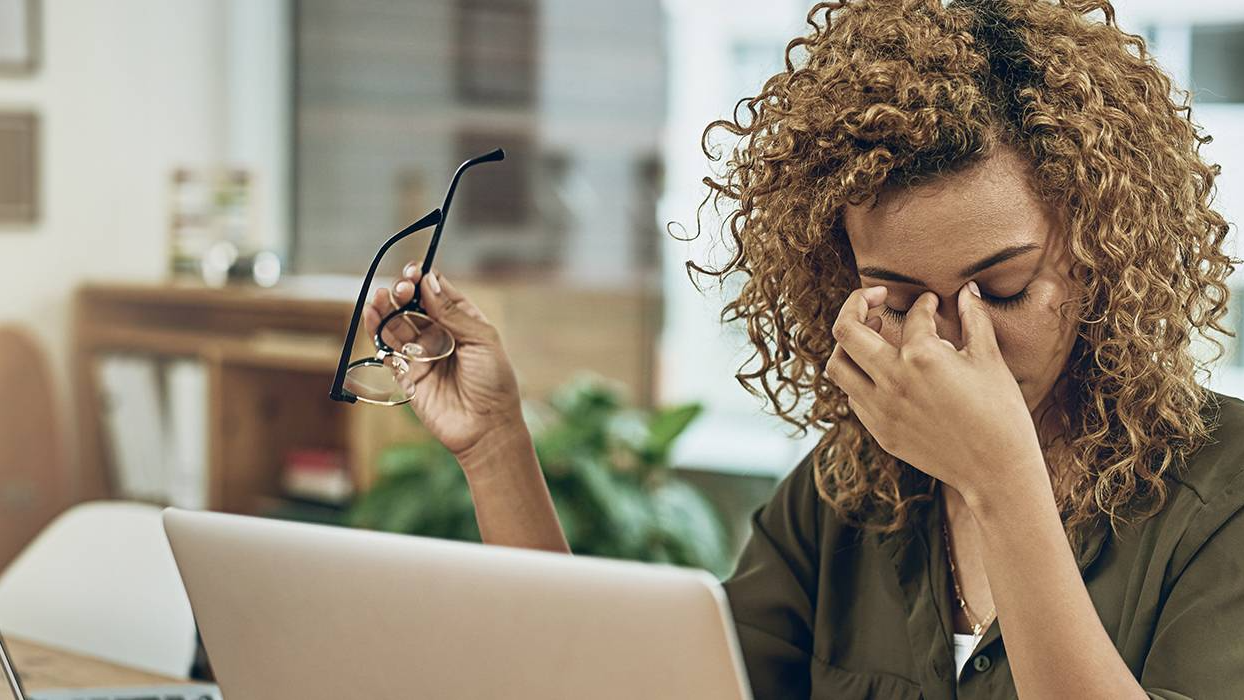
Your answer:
[365,0,1244,697]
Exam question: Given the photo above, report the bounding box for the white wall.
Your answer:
[539,0,666,287]
[1122,8,1244,397]
[658,0,821,477]
[0,0,288,496]
[226,0,292,258]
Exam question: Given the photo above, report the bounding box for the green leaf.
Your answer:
[379,494,426,533]
[343,374,728,574]
[348,471,426,529]
[649,479,730,575]
[606,409,650,452]
[575,456,652,555]
[376,441,454,478]
[644,403,702,463]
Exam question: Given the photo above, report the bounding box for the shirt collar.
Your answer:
[872,480,1112,690]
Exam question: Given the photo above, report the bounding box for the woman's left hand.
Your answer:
[825,282,1045,503]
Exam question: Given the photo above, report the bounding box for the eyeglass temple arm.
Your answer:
[329,207,443,403]
[411,147,505,307]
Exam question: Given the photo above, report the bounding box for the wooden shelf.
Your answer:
[73,276,658,514]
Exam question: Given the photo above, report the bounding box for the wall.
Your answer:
[292,0,666,286]
[658,0,822,478]
[0,0,288,498]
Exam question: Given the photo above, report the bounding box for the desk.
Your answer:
[3,637,187,693]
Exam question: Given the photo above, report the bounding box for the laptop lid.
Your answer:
[163,508,753,700]
[0,630,28,700]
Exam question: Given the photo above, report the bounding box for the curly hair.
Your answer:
[688,0,1238,542]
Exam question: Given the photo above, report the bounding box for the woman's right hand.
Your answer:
[366,266,569,553]
[363,264,527,462]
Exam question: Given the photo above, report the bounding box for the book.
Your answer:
[96,355,168,501]
[164,359,209,509]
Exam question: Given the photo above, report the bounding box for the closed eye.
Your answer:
[880,286,1032,322]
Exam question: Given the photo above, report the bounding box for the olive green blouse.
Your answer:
[722,389,1244,699]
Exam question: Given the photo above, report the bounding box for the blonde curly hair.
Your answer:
[688,0,1238,541]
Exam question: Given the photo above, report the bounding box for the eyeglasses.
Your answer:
[330,147,505,406]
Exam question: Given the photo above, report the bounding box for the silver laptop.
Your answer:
[162,508,754,700]
[0,628,220,700]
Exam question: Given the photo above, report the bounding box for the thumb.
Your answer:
[958,281,999,356]
[418,271,495,343]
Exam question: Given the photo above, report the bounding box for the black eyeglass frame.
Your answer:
[329,147,506,404]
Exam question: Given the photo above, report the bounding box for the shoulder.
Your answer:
[1169,388,1244,502]
[770,445,874,556]
[1161,388,1244,575]
[748,445,855,553]
[763,447,826,541]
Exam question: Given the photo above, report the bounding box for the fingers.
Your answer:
[363,302,380,339]
[831,285,896,381]
[363,288,389,339]
[434,273,490,323]
[379,304,428,351]
[388,353,436,394]
[958,280,999,356]
[364,261,499,347]
[898,284,993,353]
[417,270,497,343]
[825,342,873,397]
[401,261,424,286]
[393,278,415,306]
[364,277,414,339]
[899,291,940,346]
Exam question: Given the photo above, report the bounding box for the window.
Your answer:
[456,0,538,106]
[456,131,534,227]
[292,0,665,279]
[1190,23,1244,103]
[632,154,663,270]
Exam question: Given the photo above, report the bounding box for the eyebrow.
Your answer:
[857,243,1042,287]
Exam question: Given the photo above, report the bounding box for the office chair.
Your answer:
[0,327,71,571]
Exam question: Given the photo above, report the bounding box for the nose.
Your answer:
[930,295,965,350]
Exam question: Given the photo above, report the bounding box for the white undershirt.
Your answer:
[953,633,978,679]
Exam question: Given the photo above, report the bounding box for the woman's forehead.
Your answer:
[843,150,1054,265]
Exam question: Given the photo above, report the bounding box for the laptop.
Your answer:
[0,628,220,700]
[162,508,754,700]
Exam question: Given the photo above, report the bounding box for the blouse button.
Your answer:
[972,654,992,672]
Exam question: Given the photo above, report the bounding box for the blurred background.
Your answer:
[0,0,1242,680]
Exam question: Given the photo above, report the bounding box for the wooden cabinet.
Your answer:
[73,277,658,514]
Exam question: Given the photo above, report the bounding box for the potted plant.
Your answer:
[347,373,732,577]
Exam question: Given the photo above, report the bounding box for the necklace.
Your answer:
[942,518,996,642]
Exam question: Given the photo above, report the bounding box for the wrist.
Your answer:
[455,414,534,478]
[960,451,1054,525]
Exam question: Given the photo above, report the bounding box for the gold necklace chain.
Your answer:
[942,518,996,639]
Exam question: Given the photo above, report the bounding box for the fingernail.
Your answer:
[968,281,981,298]
[395,280,412,296]
[427,271,442,296]
[404,263,418,278]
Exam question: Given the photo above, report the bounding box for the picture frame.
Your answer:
[0,0,40,76]
[0,112,38,224]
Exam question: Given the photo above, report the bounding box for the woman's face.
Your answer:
[843,148,1081,422]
